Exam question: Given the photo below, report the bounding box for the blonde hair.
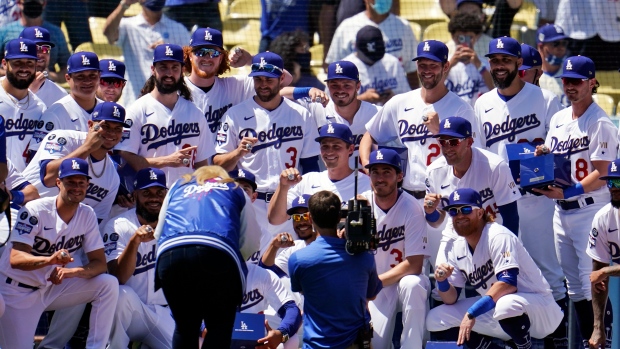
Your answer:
[182,165,235,185]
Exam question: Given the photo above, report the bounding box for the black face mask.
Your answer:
[22,1,44,18]
[296,52,311,72]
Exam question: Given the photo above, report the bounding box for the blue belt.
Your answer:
[556,197,594,210]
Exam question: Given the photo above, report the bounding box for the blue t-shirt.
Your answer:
[0,21,71,70]
[289,235,382,349]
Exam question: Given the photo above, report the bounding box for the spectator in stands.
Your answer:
[445,12,493,107]
[327,0,419,89]
[518,44,543,86]
[97,59,126,103]
[344,25,409,105]
[42,0,91,50]
[440,0,522,38]
[103,0,190,106]
[163,0,222,32]
[444,0,492,57]
[0,0,20,27]
[531,0,559,26]
[555,0,620,71]
[0,0,70,83]
[536,24,569,107]
[269,30,324,90]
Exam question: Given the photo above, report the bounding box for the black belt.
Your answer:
[256,192,274,203]
[556,197,594,210]
[6,277,38,290]
[403,189,426,200]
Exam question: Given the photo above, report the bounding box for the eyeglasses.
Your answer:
[251,63,283,74]
[438,138,465,147]
[193,47,223,58]
[291,212,309,222]
[446,205,478,217]
[37,45,51,54]
[562,77,588,86]
[551,40,568,48]
[100,78,125,88]
[607,179,620,189]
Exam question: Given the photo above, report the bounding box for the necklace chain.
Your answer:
[87,155,107,178]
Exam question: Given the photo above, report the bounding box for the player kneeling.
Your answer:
[426,188,563,349]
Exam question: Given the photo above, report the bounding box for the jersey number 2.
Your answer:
[427,144,441,166]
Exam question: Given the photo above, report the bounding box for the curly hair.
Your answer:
[140,74,193,101]
[269,30,311,74]
[448,12,484,35]
[182,45,231,76]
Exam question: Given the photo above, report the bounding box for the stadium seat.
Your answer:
[124,2,142,17]
[593,94,616,116]
[422,21,450,42]
[400,0,448,29]
[512,0,539,29]
[222,19,261,54]
[596,71,620,108]
[228,0,261,19]
[74,42,124,61]
[310,44,323,67]
[88,17,109,45]
[410,21,422,42]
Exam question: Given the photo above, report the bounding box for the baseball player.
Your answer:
[474,36,568,346]
[361,40,483,201]
[360,148,430,349]
[97,59,126,103]
[301,61,380,169]
[0,158,119,349]
[426,188,564,349]
[533,56,619,348]
[0,38,46,172]
[518,44,544,86]
[536,24,569,107]
[28,51,102,153]
[19,26,68,107]
[229,168,259,203]
[116,44,215,188]
[585,159,620,348]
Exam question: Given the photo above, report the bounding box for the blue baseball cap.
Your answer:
[91,102,131,127]
[100,59,126,80]
[134,168,167,190]
[433,117,472,139]
[153,44,184,65]
[325,61,359,81]
[286,194,311,215]
[315,123,354,144]
[413,40,449,63]
[365,149,402,172]
[443,188,482,209]
[67,51,100,74]
[486,37,521,58]
[537,24,567,44]
[190,27,224,49]
[601,160,620,180]
[4,39,38,60]
[58,158,91,179]
[558,56,595,79]
[19,26,54,47]
[228,168,257,191]
[249,52,284,78]
[519,44,542,70]
[456,0,483,7]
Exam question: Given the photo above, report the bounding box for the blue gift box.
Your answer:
[425,341,462,348]
[230,312,265,349]
[520,154,572,194]
[505,142,539,186]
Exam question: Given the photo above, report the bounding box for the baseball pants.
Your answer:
[38,303,88,348]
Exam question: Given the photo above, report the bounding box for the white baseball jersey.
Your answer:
[241,263,296,314]
[426,147,521,238]
[28,95,103,152]
[539,71,568,107]
[545,103,619,204]
[365,89,483,191]
[186,75,255,136]
[342,53,411,97]
[0,196,103,287]
[588,203,620,264]
[116,94,215,188]
[555,0,620,41]
[0,159,32,244]
[0,80,46,172]
[445,61,490,107]
[301,99,380,169]
[474,82,561,159]
[288,171,372,209]
[215,97,320,192]
[361,189,429,275]
[446,222,552,296]
[274,240,308,277]
[35,79,69,108]
[326,12,418,73]
[22,130,120,221]
[102,208,166,305]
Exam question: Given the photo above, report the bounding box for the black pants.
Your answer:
[157,244,243,349]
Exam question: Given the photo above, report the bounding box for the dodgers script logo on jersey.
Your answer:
[399,119,434,144]
[446,77,484,99]
[134,244,157,275]
[548,134,589,156]
[31,234,85,256]
[141,120,201,150]
[240,288,265,311]
[205,103,233,133]
[86,183,110,202]
[239,122,303,151]
[484,114,541,147]
[5,113,44,140]
[182,180,230,198]
[462,258,495,290]
[376,224,405,251]
[360,77,399,95]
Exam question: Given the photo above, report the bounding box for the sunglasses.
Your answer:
[438,138,465,147]
[100,78,124,88]
[193,47,223,58]
[291,212,309,222]
[447,205,478,217]
[251,63,283,74]
[37,45,51,54]
[562,77,588,86]
[607,179,620,189]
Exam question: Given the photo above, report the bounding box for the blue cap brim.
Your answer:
[315,135,352,144]
[518,64,533,71]
[5,54,38,60]
[413,54,444,62]
[136,182,167,190]
[59,172,92,180]
[324,75,358,82]
[249,71,281,78]
[286,205,308,215]
[100,72,126,80]
[558,71,590,79]
[539,35,567,43]
[69,67,101,74]
[153,59,184,65]
[485,51,519,58]
[364,161,401,171]
[433,131,468,138]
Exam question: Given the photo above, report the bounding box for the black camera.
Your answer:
[344,157,379,255]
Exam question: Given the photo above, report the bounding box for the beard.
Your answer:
[6,67,35,89]
[491,64,519,89]
[611,192,620,209]
[191,59,217,79]
[155,75,183,94]
[255,85,280,102]
[136,200,161,223]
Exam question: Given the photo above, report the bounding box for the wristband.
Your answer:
[437,279,451,292]
[293,87,312,100]
[10,190,24,206]
[467,295,496,318]
[425,210,440,223]
[563,182,584,199]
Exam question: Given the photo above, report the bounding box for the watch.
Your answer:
[280,330,289,343]
[466,312,475,320]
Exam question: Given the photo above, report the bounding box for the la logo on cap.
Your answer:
[376,150,383,160]
[19,41,27,52]
[113,106,120,118]
[82,54,90,66]
[204,30,213,41]
[34,28,43,38]
[444,119,451,128]
[367,42,375,52]
[72,159,80,170]
[496,39,504,49]
[259,57,267,68]
[165,46,173,56]
[327,123,334,134]
[554,25,563,33]
[423,41,430,51]
[297,196,305,204]
[566,60,572,70]
[612,162,618,173]
[237,169,245,178]
[538,33,545,42]
[108,60,116,71]
[453,191,460,201]
[150,170,158,180]
[335,63,343,74]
